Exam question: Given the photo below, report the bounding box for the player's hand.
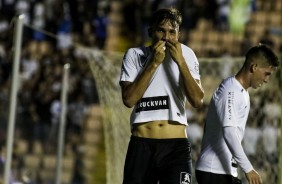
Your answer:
[165,40,184,65]
[152,40,166,66]
[245,170,262,184]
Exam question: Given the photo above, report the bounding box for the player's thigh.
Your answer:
[123,138,158,184]
[159,139,192,184]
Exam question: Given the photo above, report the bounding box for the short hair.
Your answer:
[245,44,279,67]
[149,8,182,29]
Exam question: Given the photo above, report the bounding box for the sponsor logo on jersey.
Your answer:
[227,91,234,120]
[180,172,191,184]
[136,96,169,112]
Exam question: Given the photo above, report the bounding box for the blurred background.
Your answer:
[0,0,281,184]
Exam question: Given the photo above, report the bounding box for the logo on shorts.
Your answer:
[180,172,191,184]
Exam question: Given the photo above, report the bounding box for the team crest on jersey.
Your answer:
[194,62,199,72]
[180,172,191,184]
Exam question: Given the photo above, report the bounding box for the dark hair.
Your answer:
[245,44,279,67]
[149,8,182,29]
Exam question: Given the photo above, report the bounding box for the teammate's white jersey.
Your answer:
[120,44,200,128]
[196,76,250,177]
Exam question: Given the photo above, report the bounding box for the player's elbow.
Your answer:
[121,82,136,108]
[189,92,204,108]
[122,97,135,108]
[187,88,204,108]
[190,98,204,108]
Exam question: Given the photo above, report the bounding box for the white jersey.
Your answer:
[120,44,200,127]
[196,76,250,177]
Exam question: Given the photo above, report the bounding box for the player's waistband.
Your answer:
[130,135,190,143]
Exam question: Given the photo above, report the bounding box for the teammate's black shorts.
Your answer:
[196,170,242,184]
[123,135,192,184]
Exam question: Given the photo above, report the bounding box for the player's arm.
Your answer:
[120,41,166,108]
[223,127,262,184]
[166,40,204,108]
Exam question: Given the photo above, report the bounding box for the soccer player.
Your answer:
[195,44,279,184]
[119,8,204,184]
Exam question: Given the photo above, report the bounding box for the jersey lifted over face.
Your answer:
[120,44,200,128]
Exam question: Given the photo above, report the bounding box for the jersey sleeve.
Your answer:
[223,126,253,173]
[120,48,139,83]
[182,45,200,80]
[215,88,242,127]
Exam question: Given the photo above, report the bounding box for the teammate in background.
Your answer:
[119,8,204,184]
[195,44,279,184]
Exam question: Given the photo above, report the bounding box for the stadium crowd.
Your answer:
[0,0,281,183]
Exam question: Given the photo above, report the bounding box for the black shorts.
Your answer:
[196,170,242,184]
[123,136,192,184]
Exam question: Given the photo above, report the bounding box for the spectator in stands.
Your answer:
[216,0,230,32]
[0,1,99,183]
[229,0,251,34]
[67,94,87,136]
[32,2,47,41]
[120,8,204,184]
[56,16,73,50]
[92,1,110,49]
[177,0,198,43]
[33,82,54,152]
[196,44,279,184]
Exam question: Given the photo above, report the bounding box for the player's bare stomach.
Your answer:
[132,120,187,139]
